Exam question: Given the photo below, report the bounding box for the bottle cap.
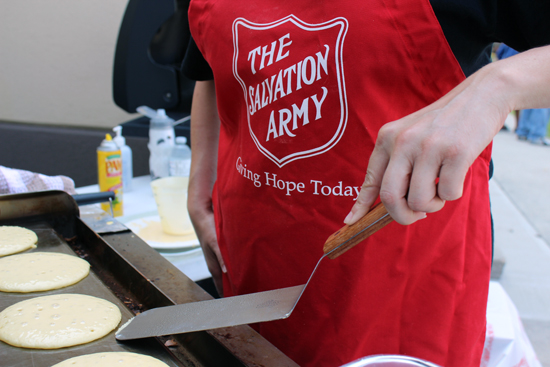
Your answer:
[175,136,187,145]
[100,134,119,150]
[136,106,175,128]
[113,126,126,146]
[150,109,175,128]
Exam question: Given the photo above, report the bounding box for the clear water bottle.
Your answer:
[169,136,191,177]
[137,106,175,180]
[112,125,133,192]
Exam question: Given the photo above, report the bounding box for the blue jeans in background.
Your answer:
[516,108,550,142]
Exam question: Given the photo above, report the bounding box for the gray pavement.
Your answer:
[491,127,550,366]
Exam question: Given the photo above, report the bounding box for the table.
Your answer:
[76,175,210,282]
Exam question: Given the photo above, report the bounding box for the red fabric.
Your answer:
[189,1,492,366]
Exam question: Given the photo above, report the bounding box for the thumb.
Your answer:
[344,170,381,225]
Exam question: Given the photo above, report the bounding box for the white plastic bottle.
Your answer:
[169,136,191,177]
[137,106,176,180]
[112,126,133,192]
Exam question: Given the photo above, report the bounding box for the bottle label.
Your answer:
[97,149,123,216]
[106,154,122,177]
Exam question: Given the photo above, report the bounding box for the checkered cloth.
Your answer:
[0,166,76,195]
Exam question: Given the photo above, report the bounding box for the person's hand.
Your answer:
[188,194,226,297]
[345,61,510,225]
[346,45,550,225]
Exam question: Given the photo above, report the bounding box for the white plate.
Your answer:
[124,215,199,250]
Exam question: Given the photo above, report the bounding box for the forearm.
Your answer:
[489,45,550,111]
[188,80,226,293]
[188,80,220,218]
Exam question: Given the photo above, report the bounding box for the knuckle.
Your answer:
[379,189,398,207]
[377,123,396,141]
[440,142,463,162]
[407,194,446,213]
[377,122,405,148]
[397,125,418,142]
[412,128,464,160]
[418,134,438,154]
[354,193,370,208]
[406,197,425,212]
[361,170,380,190]
[439,187,463,201]
[390,211,416,226]
[417,135,447,158]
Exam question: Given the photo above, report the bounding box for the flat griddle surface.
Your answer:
[0,221,179,367]
[0,191,299,367]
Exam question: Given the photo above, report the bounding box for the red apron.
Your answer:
[189,1,492,366]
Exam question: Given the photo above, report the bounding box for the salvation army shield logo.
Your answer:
[232,15,348,167]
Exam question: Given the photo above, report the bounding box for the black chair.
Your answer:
[112,0,194,138]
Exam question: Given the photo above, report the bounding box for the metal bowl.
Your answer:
[341,355,442,367]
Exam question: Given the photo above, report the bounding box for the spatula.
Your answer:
[115,202,393,340]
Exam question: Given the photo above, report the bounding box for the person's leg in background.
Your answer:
[527,108,550,145]
[516,108,550,145]
[516,109,531,140]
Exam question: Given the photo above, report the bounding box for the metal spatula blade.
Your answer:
[116,285,305,340]
[116,203,393,341]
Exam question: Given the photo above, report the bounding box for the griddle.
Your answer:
[0,190,298,367]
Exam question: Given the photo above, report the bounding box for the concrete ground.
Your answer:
[491,127,550,366]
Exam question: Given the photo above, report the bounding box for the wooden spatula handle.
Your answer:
[323,202,393,259]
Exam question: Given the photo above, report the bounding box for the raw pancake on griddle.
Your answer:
[0,293,121,349]
[0,252,90,292]
[0,226,38,257]
[51,351,170,367]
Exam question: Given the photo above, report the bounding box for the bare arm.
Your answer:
[345,45,550,225]
[187,80,226,296]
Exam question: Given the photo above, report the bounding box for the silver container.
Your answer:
[341,355,442,367]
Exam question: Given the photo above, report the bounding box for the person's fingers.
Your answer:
[374,120,425,224]
[407,153,446,214]
[189,204,226,297]
[437,158,470,201]
[344,171,380,225]
[201,240,225,297]
[379,153,427,225]
[212,277,224,298]
[211,240,227,273]
[344,144,390,225]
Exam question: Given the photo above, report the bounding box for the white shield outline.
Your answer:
[232,15,349,167]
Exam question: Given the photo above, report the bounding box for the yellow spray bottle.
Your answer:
[97,134,123,216]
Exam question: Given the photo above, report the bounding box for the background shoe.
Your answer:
[517,135,528,141]
[529,137,550,146]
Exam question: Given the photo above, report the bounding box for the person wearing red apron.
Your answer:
[185,0,550,365]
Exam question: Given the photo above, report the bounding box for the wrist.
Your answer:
[475,61,515,117]
[488,46,550,111]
